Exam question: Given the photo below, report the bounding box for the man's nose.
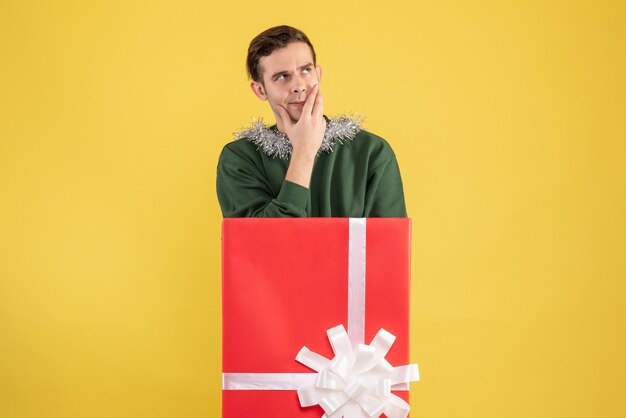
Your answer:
[291,74,307,94]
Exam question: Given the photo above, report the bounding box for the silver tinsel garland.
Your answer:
[233,114,365,159]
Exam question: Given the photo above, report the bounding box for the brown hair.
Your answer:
[246,25,317,85]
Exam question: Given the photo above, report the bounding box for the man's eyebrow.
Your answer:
[270,63,314,80]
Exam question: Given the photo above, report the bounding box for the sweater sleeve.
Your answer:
[363,154,408,217]
[216,145,309,218]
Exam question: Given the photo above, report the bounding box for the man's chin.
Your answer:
[288,111,301,123]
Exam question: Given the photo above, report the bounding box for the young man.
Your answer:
[216,25,407,217]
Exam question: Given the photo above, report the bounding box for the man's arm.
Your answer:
[216,146,310,217]
[216,84,326,218]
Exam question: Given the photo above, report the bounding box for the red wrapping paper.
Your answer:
[222,218,412,417]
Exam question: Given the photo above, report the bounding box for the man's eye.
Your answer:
[278,74,288,81]
[303,67,311,73]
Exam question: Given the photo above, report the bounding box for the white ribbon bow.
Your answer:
[296,324,420,418]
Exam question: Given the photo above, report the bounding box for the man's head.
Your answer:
[247,25,322,123]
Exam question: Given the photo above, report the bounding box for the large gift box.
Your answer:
[221,218,419,417]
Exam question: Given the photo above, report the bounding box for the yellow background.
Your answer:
[1,0,624,417]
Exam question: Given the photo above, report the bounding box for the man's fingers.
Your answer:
[301,84,319,118]
[312,86,324,120]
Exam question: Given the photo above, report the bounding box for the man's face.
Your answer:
[251,42,322,123]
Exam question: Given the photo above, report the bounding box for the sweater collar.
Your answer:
[234,114,363,159]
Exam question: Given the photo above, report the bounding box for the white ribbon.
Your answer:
[348,218,367,348]
[222,218,420,417]
[222,373,317,390]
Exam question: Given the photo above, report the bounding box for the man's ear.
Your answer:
[250,81,267,101]
[316,64,323,82]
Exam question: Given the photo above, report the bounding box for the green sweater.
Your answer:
[216,120,407,218]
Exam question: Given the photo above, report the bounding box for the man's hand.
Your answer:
[275,84,326,159]
[275,84,327,189]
